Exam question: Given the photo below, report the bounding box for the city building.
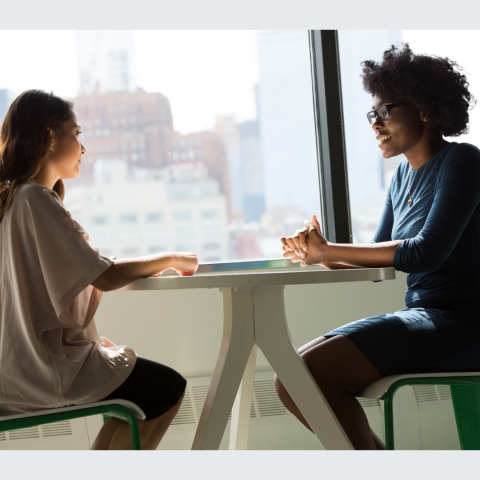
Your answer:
[256,30,319,217]
[72,88,174,183]
[215,115,265,221]
[76,31,137,95]
[64,159,229,263]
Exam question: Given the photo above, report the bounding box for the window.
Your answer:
[2,30,324,267]
[146,213,164,223]
[91,216,109,225]
[120,214,138,224]
[173,211,191,222]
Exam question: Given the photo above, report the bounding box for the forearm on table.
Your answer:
[320,240,402,268]
[92,253,174,292]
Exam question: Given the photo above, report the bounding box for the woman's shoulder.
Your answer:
[442,142,480,172]
[13,180,66,216]
[445,141,480,159]
[15,180,61,203]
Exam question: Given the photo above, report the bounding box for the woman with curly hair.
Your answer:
[275,44,480,449]
[0,89,199,449]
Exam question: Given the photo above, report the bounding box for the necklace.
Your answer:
[407,143,445,207]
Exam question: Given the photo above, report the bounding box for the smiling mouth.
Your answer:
[377,135,392,145]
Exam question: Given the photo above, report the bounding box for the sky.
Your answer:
[0,30,259,135]
[1,30,480,142]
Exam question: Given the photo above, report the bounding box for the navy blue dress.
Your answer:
[324,142,480,376]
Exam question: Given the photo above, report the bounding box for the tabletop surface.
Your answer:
[115,267,396,291]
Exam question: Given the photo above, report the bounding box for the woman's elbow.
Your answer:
[91,266,115,292]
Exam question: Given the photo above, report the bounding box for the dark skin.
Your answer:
[275,95,448,449]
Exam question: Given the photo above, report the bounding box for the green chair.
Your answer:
[357,372,480,450]
[0,399,145,449]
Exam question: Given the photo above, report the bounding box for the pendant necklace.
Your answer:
[407,143,444,207]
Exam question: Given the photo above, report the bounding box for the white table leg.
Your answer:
[192,287,255,450]
[253,286,354,450]
[229,344,257,450]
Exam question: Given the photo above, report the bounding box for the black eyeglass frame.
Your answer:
[366,103,409,125]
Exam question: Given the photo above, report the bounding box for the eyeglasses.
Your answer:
[366,103,409,125]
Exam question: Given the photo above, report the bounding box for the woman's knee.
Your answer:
[300,335,381,394]
[274,374,293,407]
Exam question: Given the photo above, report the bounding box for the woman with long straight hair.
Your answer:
[0,89,199,449]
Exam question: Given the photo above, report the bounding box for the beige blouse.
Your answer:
[0,179,137,416]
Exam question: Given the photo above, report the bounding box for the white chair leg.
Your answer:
[253,285,354,450]
[192,287,255,450]
[229,345,257,450]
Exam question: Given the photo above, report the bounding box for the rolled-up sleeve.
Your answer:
[394,144,480,274]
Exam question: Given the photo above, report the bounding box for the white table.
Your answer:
[117,267,395,450]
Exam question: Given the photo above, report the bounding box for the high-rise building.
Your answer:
[238,119,265,222]
[76,31,136,95]
[65,159,229,262]
[71,88,173,182]
[0,89,16,124]
[215,115,242,216]
[256,31,319,216]
[71,89,231,210]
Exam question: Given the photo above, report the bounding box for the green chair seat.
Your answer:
[0,399,145,449]
[357,372,480,450]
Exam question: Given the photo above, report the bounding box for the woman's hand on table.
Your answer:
[172,252,199,276]
[281,215,328,267]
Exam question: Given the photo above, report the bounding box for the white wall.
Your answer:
[1,269,461,450]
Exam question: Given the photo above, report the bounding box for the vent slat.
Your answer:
[436,385,452,401]
[253,379,287,417]
[8,427,40,440]
[41,420,72,437]
[0,432,6,441]
[171,395,195,425]
[412,384,454,402]
[358,398,380,408]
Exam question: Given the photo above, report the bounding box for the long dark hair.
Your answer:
[0,89,74,222]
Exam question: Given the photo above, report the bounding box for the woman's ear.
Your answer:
[47,127,55,151]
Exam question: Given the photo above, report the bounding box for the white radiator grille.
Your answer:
[413,385,452,402]
[436,385,452,401]
[253,380,287,417]
[358,398,381,408]
[41,420,72,437]
[8,426,40,440]
[171,391,196,425]
[191,385,209,418]
[3,420,73,441]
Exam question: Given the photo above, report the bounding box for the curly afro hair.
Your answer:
[361,43,476,137]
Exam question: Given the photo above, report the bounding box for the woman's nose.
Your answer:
[371,116,384,130]
[81,143,87,154]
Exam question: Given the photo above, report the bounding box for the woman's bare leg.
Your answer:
[90,417,124,450]
[91,390,186,450]
[274,335,385,450]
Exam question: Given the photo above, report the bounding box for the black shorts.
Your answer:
[100,357,187,420]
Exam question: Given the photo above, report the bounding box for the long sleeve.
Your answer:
[372,188,394,243]
[394,144,480,274]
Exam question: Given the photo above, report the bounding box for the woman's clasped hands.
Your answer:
[281,214,328,267]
